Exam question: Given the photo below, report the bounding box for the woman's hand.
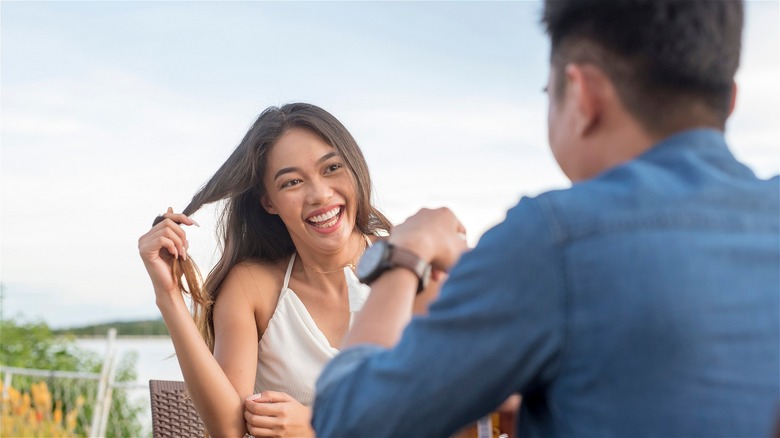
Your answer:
[137,207,198,299]
[244,391,314,438]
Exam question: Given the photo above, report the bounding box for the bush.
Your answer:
[0,380,84,437]
[0,318,144,437]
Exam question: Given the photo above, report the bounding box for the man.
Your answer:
[310,1,780,436]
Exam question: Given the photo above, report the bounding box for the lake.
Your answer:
[76,336,184,383]
[75,336,184,436]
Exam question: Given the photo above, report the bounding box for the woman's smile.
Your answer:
[263,127,359,249]
[306,205,344,233]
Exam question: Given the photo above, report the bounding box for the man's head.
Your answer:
[542,0,743,180]
[544,0,743,133]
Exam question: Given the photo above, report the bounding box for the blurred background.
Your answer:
[2,1,778,329]
[2,3,777,435]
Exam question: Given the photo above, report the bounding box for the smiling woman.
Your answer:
[262,129,361,251]
[136,103,401,437]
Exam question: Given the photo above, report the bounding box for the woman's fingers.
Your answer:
[243,405,282,437]
[142,208,198,261]
[156,217,187,243]
[243,392,293,423]
[143,219,190,261]
[255,391,293,403]
[161,225,187,261]
[138,208,199,296]
[160,207,200,227]
[243,393,313,438]
[246,426,276,437]
[245,406,280,425]
[146,227,186,260]
[245,400,286,417]
[156,236,179,260]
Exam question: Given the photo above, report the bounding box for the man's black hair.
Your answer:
[543,0,743,133]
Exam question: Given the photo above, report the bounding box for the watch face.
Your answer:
[356,240,389,282]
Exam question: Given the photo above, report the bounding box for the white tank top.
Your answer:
[254,252,372,406]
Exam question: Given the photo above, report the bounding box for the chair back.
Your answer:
[149,379,205,438]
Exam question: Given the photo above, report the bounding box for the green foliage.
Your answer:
[108,352,144,438]
[0,318,144,437]
[1,319,96,371]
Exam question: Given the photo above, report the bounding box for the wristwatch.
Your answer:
[356,240,432,293]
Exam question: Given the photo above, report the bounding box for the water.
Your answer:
[75,337,183,436]
[75,336,184,383]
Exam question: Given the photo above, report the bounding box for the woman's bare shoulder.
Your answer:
[221,258,288,300]
[216,258,290,333]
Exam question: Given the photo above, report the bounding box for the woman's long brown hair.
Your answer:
[172,102,391,350]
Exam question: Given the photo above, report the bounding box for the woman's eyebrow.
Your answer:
[273,151,340,181]
[318,151,339,163]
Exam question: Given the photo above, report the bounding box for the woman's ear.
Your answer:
[261,195,277,215]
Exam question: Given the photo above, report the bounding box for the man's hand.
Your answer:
[388,207,468,272]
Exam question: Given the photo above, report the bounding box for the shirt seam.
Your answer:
[566,210,779,243]
[532,196,570,400]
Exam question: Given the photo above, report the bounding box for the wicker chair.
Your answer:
[149,379,205,438]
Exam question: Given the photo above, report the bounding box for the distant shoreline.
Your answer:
[51,318,170,337]
[64,334,172,340]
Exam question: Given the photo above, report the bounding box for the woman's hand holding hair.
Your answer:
[244,391,315,438]
[138,207,200,301]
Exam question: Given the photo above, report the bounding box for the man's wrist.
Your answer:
[374,266,419,293]
[357,239,432,293]
[386,234,431,264]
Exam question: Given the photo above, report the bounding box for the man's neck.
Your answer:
[574,113,656,182]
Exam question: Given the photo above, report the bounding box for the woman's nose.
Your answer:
[306,178,334,204]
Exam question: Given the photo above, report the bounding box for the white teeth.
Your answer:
[313,215,339,229]
[308,207,341,226]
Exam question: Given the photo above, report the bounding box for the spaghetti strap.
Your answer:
[282,253,296,290]
[255,239,374,405]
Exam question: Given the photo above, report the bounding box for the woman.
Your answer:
[138,103,396,437]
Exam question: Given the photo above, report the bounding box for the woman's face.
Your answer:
[262,127,359,253]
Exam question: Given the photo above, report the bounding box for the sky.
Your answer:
[1,1,778,329]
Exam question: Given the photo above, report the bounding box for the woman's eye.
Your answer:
[281,178,302,188]
[325,163,343,174]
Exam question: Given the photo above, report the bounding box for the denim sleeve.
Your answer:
[313,197,565,437]
[315,344,386,397]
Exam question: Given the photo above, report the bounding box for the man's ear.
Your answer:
[261,195,278,215]
[566,63,605,137]
[728,81,738,117]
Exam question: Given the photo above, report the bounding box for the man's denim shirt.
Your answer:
[313,130,780,437]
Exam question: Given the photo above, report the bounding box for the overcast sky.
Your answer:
[2,1,778,328]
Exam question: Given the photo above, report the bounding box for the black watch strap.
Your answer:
[357,241,432,294]
[387,244,432,294]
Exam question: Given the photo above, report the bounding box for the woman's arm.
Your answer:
[139,210,260,436]
[157,279,258,436]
